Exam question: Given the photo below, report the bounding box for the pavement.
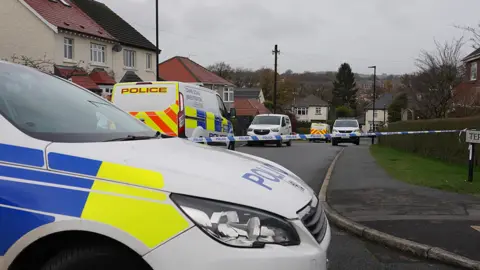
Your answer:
[240,140,460,270]
[327,140,480,267]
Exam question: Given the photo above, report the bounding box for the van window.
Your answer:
[216,95,228,118]
[251,115,281,125]
[0,62,155,142]
[285,117,290,124]
[281,117,286,126]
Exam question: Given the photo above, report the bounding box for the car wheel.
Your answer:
[355,140,360,146]
[40,245,148,270]
[332,140,338,146]
[286,140,292,147]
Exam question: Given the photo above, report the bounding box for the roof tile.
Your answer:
[71,75,100,89]
[158,57,235,86]
[234,99,270,116]
[72,0,157,51]
[89,68,116,84]
[158,57,197,82]
[24,0,114,40]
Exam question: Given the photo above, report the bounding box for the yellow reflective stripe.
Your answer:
[170,103,179,114]
[185,106,196,117]
[135,112,162,133]
[97,162,164,189]
[156,111,177,133]
[81,163,189,249]
[81,185,189,248]
[206,112,215,131]
[222,118,228,133]
[89,180,167,201]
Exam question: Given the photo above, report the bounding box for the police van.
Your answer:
[309,123,330,143]
[111,81,236,150]
[0,61,330,270]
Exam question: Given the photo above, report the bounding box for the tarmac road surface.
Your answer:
[239,140,459,269]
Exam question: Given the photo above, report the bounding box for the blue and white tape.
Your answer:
[188,130,460,143]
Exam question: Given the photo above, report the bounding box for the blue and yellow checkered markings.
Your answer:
[0,207,54,255]
[0,152,189,251]
[0,143,44,167]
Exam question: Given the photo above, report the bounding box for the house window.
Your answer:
[124,49,136,68]
[64,38,74,60]
[90,43,105,64]
[471,62,477,81]
[146,53,152,70]
[296,107,307,115]
[315,107,322,115]
[373,111,378,118]
[223,87,234,102]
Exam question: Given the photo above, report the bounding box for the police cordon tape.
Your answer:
[188,129,460,143]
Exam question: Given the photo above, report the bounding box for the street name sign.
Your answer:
[466,130,480,144]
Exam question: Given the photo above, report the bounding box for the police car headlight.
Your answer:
[247,128,253,132]
[271,128,280,132]
[332,129,339,133]
[171,194,300,248]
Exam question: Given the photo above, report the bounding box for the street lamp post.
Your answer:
[368,66,377,145]
[155,0,160,81]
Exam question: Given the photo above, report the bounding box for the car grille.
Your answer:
[299,200,328,243]
[254,129,270,135]
[339,130,353,133]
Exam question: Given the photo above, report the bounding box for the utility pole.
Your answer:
[368,66,377,145]
[272,45,280,113]
[155,0,160,81]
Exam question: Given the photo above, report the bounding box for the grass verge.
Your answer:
[370,145,480,195]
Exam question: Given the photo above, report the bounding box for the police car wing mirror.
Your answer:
[139,118,145,123]
[229,108,236,119]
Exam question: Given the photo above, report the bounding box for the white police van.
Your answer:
[0,61,330,270]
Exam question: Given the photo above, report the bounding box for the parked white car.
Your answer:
[247,114,293,147]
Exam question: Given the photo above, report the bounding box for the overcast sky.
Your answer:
[98,0,480,74]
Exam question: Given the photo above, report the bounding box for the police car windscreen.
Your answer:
[252,116,281,125]
[113,83,177,112]
[334,120,358,127]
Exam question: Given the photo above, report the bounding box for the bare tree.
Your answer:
[455,24,480,48]
[207,62,234,80]
[60,60,92,80]
[403,38,465,119]
[4,54,54,74]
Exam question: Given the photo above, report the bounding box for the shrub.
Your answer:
[378,116,480,165]
[335,106,353,117]
[297,127,310,135]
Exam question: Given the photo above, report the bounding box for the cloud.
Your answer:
[97,0,480,74]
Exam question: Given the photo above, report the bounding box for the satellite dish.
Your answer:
[112,44,123,52]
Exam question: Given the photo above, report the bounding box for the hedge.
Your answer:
[378,116,480,166]
[297,127,310,135]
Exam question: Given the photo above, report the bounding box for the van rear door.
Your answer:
[112,82,180,136]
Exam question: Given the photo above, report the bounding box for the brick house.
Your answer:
[455,48,480,108]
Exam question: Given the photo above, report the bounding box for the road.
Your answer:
[239,140,459,270]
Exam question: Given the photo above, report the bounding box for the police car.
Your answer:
[0,61,330,270]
